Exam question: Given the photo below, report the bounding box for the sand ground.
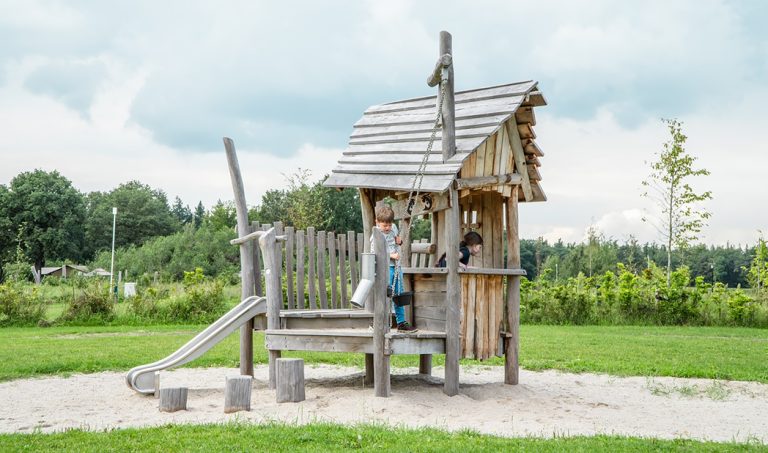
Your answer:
[1,365,766,443]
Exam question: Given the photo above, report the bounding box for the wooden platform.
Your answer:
[265,326,446,355]
[279,309,373,329]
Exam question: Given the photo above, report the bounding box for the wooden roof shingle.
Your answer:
[324,81,546,193]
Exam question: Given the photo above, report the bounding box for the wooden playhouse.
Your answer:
[227,32,548,397]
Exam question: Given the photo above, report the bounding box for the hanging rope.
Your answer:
[406,80,447,217]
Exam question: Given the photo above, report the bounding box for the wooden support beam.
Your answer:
[444,186,461,396]
[372,228,391,397]
[505,187,521,385]
[411,242,437,254]
[359,189,375,253]
[223,137,255,377]
[515,106,536,126]
[505,122,533,202]
[259,228,282,389]
[455,173,523,190]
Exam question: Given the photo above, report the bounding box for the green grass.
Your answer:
[0,423,762,452]
[1,324,766,383]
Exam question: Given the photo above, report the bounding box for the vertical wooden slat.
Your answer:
[347,231,358,290]
[285,226,295,309]
[429,214,438,267]
[328,231,338,309]
[465,275,476,359]
[357,233,364,277]
[474,275,485,359]
[317,231,328,309]
[338,233,348,307]
[307,226,317,309]
[497,124,511,194]
[505,187,521,384]
[296,230,305,309]
[482,194,494,268]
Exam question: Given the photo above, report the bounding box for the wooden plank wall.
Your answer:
[460,274,504,360]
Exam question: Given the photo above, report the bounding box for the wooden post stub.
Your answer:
[276,358,306,403]
[224,375,253,413]
[159,387,188,413]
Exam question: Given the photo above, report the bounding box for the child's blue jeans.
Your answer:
[389,265,406,324]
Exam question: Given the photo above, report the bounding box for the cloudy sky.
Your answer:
[1,0,766,246]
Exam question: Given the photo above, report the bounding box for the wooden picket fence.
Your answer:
[250,222,435,310]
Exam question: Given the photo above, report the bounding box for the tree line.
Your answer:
[0,168,360,282]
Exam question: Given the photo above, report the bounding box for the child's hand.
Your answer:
[390,252,400,261]
[395,235,402,246]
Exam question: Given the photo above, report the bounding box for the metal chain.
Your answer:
[406,80,447,217]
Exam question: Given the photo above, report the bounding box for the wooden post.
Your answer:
[364,353,374,386]
[276,358,306,403]
[372,228,391,397]
[159,387,187,412]
[444,186,461,396]
[439,31,455,162]
[505,187,521,384]
[223,137,255,377]
[274,221,285,307]
[224,375,252,413]
[419,355,432,375]
[259,228,282,389]
[251,221,262,296]
[359,189,375,253]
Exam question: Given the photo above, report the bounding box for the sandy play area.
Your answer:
[1,364,766,443]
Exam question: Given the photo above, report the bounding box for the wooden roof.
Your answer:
[324,80,546,194]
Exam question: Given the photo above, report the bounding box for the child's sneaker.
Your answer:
[397,322,418,332]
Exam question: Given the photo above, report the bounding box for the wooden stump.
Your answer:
[276,358,305,403]
[224,375,252,413]
[159,387,188,412]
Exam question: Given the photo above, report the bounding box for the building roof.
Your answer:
[324,80,546,193]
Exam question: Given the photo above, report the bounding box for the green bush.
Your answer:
[0,282,47,326]
[58,282,115,324]
[166,268,226,323]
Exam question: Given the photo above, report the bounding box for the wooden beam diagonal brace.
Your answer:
[505,121,533,202]
[427,54,453,87]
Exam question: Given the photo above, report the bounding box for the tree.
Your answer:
[84,181,179,257]
[284,169,324,230]
[171,196,193,225]
[743,233,768,295]
[205,200,237,231]
[253,189,288,225]
[319,179,362,233]
[193,201,205,229]
[642,118,712,285]
[4,170,86,276]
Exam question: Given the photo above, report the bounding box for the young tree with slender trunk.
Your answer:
[642,118,712,285]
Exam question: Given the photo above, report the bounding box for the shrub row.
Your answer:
[522,264,768,327]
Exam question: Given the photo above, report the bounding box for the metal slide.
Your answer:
[126,295,266,394]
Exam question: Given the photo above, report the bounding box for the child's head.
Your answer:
[375,205,395,233]
[462,231,483,256]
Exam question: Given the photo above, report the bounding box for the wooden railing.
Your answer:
[247,221,435,309]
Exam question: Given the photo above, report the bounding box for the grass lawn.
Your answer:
[1,324,766,383]
[0,423,763,452]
